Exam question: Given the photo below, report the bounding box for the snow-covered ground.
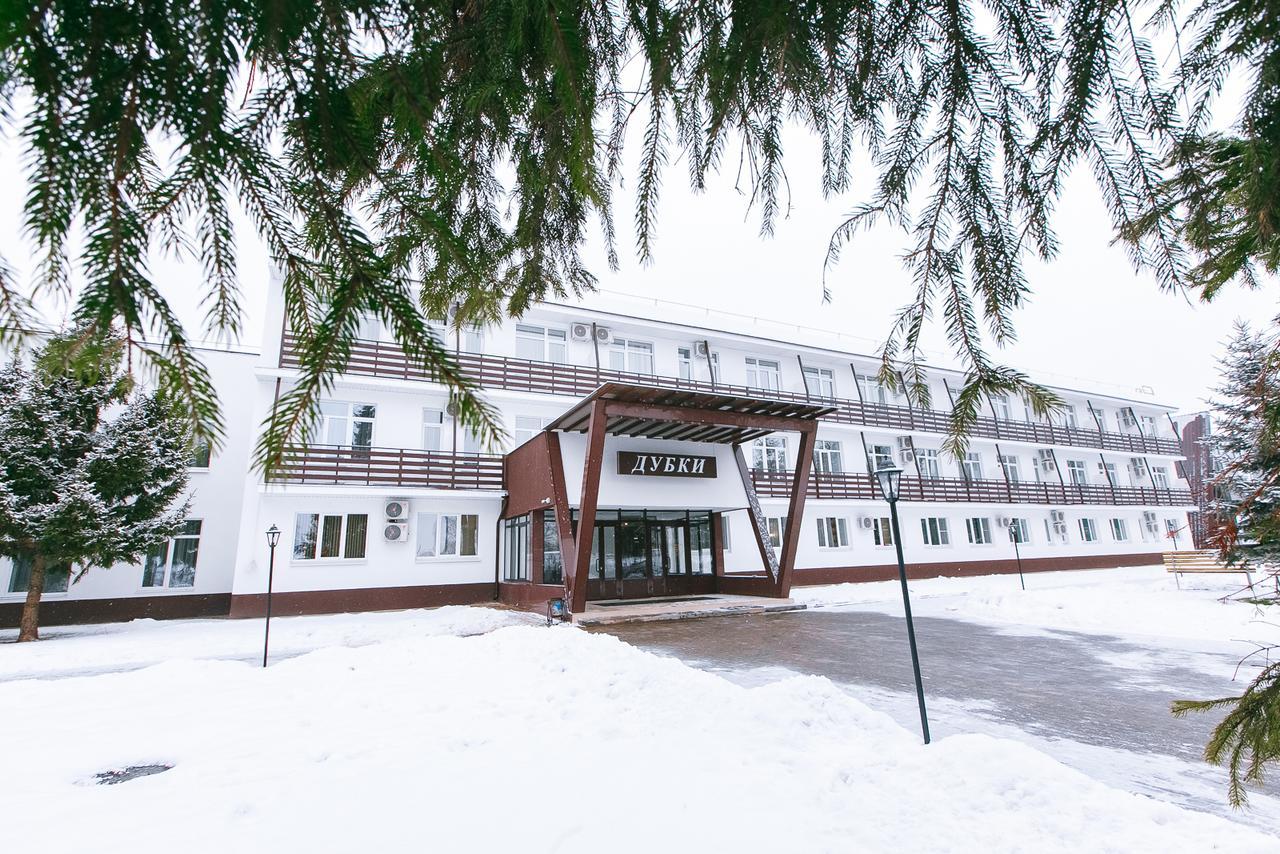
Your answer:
[793,565,1280,654]
[2,597,1277,852]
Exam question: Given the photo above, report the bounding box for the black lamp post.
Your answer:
[263,524,281,668]
[1009,521,1027,591]
[874,465,931,745]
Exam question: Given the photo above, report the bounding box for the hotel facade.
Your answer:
[0,279,1197,627]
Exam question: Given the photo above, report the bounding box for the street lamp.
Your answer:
[263,524,281,668]
[1008,521,1027,591]
[874,465,931,745]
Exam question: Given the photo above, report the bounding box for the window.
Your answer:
[1165,519,1181,538]
[1152,466,1170,488]
[462,325,484,353]
[1009,518,1031,544]
[802,366,836,398]
[872,517,894,547]
[319,401,376,448]
[142,520,203,588]
[965,517,993,545]
[6,556,70,594]
[293,512,369,561]
[1066,460,1088,485]
[813,440,843,474]
[422,408,444,450]
[765,516,787,549]
[1088,405,1106,428]
[999,454,1022,482]
[1140,415,1157,436]
[502,516,531,581]
[752,436,788,472]
[1060,405,1078,429]
[543,514,563,584]
[916,448,941,478]
[857,374,895,405]
[189,439,212,469]
[355,312,383,341]
[425,315,449,344]
[1079,518,1099,543]
[416,513,479,558]
[816,517,850,549]
[869,444,894,472]
[921,517,950,546]
[745,357,782,391]
[1098,462,1117,485]
[1109,518,1129,542]
[677,347,693,380]
[513,415,550,446]
[720,516,732,551]
[962,452,984,480]
[992,395,1013,420]
[608,339,654,374]
[460,426,483,454]
[515,324,567,363]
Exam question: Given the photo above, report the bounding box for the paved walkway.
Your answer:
[591,607,1278,832]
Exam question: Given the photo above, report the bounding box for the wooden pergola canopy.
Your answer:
[544,382,838,444]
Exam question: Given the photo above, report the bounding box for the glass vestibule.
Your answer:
[578,510,716,600]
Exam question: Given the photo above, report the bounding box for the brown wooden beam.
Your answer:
[545,432,576,600]
[733,444,780,583]
[569,400,608,614]
[777,424,817,597]
[602,400,821,435]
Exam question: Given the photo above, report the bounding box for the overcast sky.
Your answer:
[2,118,1274,416]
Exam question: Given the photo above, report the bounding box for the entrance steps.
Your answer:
[573,594,805,626]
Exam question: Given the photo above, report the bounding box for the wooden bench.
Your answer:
[1163,550,1254,590]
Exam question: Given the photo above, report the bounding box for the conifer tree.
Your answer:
[0,331,192,641]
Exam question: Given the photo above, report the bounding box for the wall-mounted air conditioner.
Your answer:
[570,322,593,342]
[384,522,409,542]
[384,499,410,521]
[1119,408,1138,429]
[594,325,613,345]
[694,341,710,357]
[1129,457,1147,478]
[896,436,915,463]
[1050,510,1065,523]
[1037,449,1056,472]
[996,516,1012,528]
[858,516,875,530]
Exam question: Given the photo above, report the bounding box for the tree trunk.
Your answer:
[18,553,47,642]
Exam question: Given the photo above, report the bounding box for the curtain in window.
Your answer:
[344,515,368,559]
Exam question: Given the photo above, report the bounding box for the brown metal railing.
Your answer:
[279,334,1183,456]
[750,470,1193,507]
[271,444,505,490]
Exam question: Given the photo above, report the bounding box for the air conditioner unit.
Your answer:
[1129,457,1147,476]
[570,322,592,342]
[593,325,613,345]
[1037,449,1056,472]
[858,516,875,530]
[996,516,1012,528]
[384,499,410,521]
[896,436,915,464]
[694,341,710,357]
[1050,510,1065,524]
[1119,408,1138,428]
[383,522,409,542]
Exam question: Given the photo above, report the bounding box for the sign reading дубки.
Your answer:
[617,451,717,478]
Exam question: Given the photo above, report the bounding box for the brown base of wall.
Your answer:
[227,582,497,618]
[791,551,1163,586]
[0,593,232,630]
[498,582,566,611]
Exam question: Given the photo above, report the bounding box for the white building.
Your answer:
[1,278,1195,626]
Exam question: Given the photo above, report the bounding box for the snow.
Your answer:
[792,565,1280,650]
[2,605,1276,852]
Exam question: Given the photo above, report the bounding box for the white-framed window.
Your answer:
[425,315,449,344]
[872,517,894,546]
[515,324,567,363]
[6,556,70,595]
[1140,415,1157,436]
[142,520,203,589]
[319,401,376,448]
[813,440,843,474]
[1066,459,1088,485]
[965,517,993,545]
[512,415,550,446]
[609,338,654,374]
[1088,405,1106,428]
[461,325,485,353]
[422,408,444,450]
[1140,511,1160,542]
[816,517,850,549]
[921,517,950,546]
[752,436,788,472]
[802,366,836,398]
[293,512,369,561]
[677,347,693,380]
[992,395,1013,420]
[1060,405,1078,429]
[460,427,483,454]
[502,516,531,581]
[1152,466,1170,488]
[1009,518,1031,544]
[745,357,782,391]
[916,448,941,478]
[1098,461,1118,485]
[765,516,786,549]
[1079,518,1099,543]
[962,452,984,480]
[355,312,384,341]
[189,439,212,470]
[869,444,894,472]
[857,374,895,405]
[1109,518,1129,542]
[416,513,479,558]
[999,454,1022,482]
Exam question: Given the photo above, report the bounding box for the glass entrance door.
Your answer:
[584,510,714,600]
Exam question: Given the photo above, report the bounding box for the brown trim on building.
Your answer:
[568,399,609,613]
[228,583,495,618]
[498,582,566,610]
[776,424,817,597]
[790,551,1163,586]
[0,593,232,629]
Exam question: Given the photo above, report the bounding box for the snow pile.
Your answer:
[2,620,1273,852]
[0,605,539,681]
[794,566,1280,647]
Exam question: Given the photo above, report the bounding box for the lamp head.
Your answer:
[874,465,903,503]
[266,524,281,548]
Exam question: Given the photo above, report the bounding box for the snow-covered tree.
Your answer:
[0,331,191,641]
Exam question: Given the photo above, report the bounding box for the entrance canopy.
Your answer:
[544,382,837,445]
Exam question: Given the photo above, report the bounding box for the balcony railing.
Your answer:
[279,334,1183,456]
[270,445,505,490]
[750,470,1193,507]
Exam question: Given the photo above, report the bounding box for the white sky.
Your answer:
[2,116,1274,416]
